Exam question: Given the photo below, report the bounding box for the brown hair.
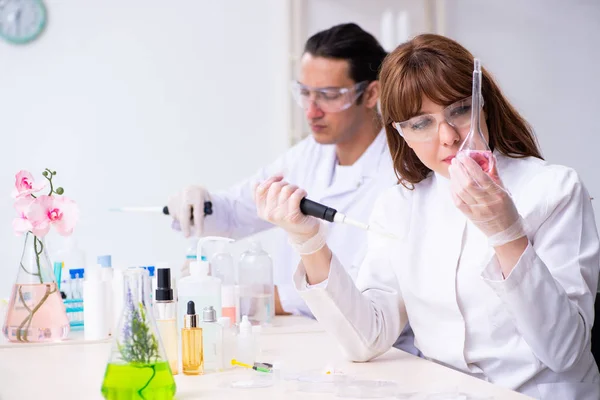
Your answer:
[379,34,543,188]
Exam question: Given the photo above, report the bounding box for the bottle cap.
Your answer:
[184,301,198,328]
[97,255,112,268]
[217,316,231,328]
[190,260,209,277]
[202,306,217,322]
[239,315,252,335]
[155,268,173,301]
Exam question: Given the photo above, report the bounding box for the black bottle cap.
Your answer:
[187,300,196,315]
[155,268,173,301]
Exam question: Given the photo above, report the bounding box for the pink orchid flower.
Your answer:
[26,195,80,237]
[12,196,34,235]
[12,170,46,198]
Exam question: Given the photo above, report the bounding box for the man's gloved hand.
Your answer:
[167,185,210,238]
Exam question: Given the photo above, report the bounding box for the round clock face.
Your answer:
[0,0,47,44]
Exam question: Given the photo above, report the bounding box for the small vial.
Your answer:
[182,301,203,375]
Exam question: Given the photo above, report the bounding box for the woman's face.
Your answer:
[402,97,490,178]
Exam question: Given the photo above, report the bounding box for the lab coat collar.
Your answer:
[317,129,388,201]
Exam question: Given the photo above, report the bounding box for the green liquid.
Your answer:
[101,361,176,400]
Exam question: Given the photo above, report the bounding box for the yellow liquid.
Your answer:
[157,319,178,375]
[182,327,203,375]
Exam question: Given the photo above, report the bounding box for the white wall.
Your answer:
[0,0,290,298]
[443,0,600,230]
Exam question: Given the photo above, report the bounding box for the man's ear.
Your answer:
[363,81,380,109]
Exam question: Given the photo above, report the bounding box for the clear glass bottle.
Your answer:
[2,232,69,343]
[101,268,176,399]
[182,301,204,375]
[155,268,178,375]
[238,241,274,325]
[199,306,223,372]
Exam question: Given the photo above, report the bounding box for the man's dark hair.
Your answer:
[304,23,388,83]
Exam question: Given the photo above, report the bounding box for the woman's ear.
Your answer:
[363,81,380,109]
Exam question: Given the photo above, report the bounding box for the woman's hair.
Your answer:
[379,34,543,188]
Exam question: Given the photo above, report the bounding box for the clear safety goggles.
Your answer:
[290,81,369,113]
[392,96,484,142]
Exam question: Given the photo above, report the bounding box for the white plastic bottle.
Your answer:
[218,316,236,370]
[238,241,274,325]
[177,259,222,334]
[236,315,256,365]
[199,306,223,372]
[83,265,110,340]
[97,255,114,335]
[183,238,198,276]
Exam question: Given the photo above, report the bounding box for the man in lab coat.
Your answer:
[168,23,418,355]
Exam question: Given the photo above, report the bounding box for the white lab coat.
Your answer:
[203,131,397,315]
[294,154,600,399]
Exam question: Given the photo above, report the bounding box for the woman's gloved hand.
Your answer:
[448,152,525,247]
[254,175,325,254]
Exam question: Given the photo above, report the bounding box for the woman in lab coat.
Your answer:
[254,34,600,399]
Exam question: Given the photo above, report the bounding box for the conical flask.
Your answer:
[458,58,494,173]
[101,268,176,400]
[2,231,70,343]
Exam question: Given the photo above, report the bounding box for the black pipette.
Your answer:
[162,201,213,217]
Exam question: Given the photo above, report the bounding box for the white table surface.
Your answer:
[0,316,532,400]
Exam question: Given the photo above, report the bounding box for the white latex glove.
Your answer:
[254,175,324,254]
[167,185,210,238]
[448,152,525,247]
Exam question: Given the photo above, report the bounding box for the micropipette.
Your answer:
[299,198,397,240]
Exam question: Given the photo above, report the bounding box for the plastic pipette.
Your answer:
[109,202,213,217]
[299,198,397,240]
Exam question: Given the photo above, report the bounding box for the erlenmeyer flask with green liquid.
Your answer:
[101,268,176,400]
[458,58,494,173]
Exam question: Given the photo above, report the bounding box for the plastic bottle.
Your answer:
[238,241,274,325]
[199,306,223,372]
[140,266,156,303]
[208,237,236,323]
[177,260,222,335]
[236,315,256,365]
[183,238,198,276]
[218,316,236,370]
[97,255,114,335]
[83,265,109,340]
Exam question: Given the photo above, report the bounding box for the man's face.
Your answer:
[297,53,370,145]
